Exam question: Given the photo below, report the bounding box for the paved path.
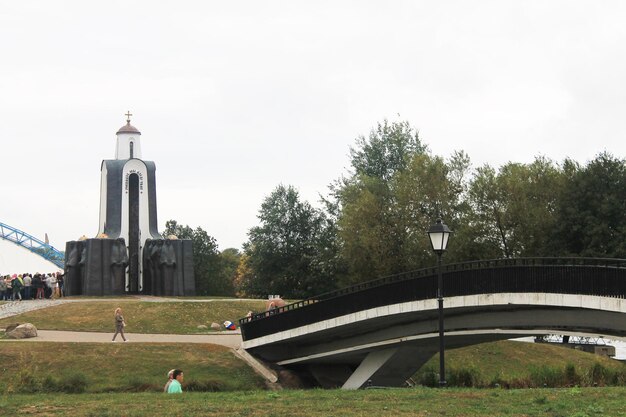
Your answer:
[6,330,243,348]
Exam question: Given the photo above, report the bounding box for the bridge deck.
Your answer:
[240,258,626,342]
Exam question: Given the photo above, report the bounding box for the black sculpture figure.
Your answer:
[110,238,129,295]
[65,241,83,296]
[160,240,177,295]
[142,239,152,295]
[151,240,164,295]
[144,239,163,295]
[79,242,88,292]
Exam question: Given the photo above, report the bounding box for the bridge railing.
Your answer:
[239,257,626,341]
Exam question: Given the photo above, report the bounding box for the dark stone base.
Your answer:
[64,238,195,296]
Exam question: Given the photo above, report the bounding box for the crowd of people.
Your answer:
[0,272,65,301]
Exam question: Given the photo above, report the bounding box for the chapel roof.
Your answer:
[117,121,141,135]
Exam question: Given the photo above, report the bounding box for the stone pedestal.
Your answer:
[64,238,194,296]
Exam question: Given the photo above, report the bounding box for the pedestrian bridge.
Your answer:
[239,258,626,389]
[0,221,65,268]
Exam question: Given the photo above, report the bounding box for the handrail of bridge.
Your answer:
[240,257,626,326]
[0,222,65,269]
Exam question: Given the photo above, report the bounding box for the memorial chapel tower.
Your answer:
[97,112,161,292]
[64,113,194,297]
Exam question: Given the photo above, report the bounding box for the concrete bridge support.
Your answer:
[342,348,398,389]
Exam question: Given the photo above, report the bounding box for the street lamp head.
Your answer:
[428,218,452,254]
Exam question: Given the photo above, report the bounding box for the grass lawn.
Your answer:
[0,341,266,394]
[0,299,268,334]
[0,387,624,416]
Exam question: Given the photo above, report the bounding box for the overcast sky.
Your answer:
[2,1,626,271]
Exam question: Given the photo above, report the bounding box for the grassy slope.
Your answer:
[0,299,267,333]
[2,339,623,394]
[0,388,624,417]
[421,340,626,385]
[0,341,265,393]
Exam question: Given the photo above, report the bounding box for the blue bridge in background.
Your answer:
[0,222,65,269]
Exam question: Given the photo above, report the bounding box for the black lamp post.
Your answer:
[427,217,452,387]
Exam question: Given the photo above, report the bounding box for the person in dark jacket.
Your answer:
[32,274,42,300]
[11,274,23,301]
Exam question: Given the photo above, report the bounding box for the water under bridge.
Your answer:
[239,258,626,389]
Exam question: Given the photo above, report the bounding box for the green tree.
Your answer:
[337,175,400,283]
[349,119,428,181]
[552,153,626,257]
[335,120,429,284]
[468,157,564,258]
[233,253,254,297]
[216,248,240,296]
[163,220,194,240]
[335,120,475,285]
[393,150,480,267]
[240,185,337,298]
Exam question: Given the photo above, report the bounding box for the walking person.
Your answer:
[112,307,128,342]
[167,369,184,393]
[163,369,176,392]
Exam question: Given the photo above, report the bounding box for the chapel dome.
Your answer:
[117,121,141,135]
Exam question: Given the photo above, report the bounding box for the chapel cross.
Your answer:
[125,111,133,123]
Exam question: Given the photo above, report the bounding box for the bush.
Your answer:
[42,375,59,392]
[185,379,223,392]
[489,372,507,388]
[124,377,156,392]
[60,372,88,393]
[414,367,438,387]
[17,370,43,393]
[448,367,481,387]
[529,366,565,387]
[565,363,580,386]
[14,370,89,393]
[611,368,626,385]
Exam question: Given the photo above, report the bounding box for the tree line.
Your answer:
[167,119,626,298]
